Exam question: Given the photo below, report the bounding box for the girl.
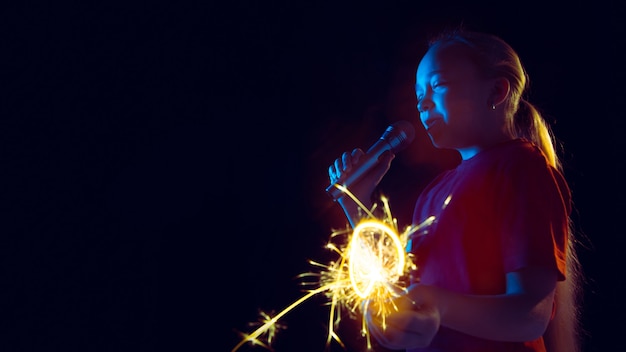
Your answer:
[328,29,581,352]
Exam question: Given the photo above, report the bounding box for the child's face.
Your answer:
[415,43,495,150]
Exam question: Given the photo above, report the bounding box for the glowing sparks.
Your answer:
[231,185,435,351]
[348,220,406,299]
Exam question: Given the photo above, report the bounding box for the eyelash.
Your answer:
[417,82,446,103]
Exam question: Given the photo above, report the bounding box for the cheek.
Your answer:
[441,94,481,120]
[452,99,478,114]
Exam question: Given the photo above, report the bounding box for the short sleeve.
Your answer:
[497,153,570,280]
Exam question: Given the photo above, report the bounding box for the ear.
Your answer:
[490,77,510,108]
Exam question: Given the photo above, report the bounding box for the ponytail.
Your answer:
[512,98,559,171]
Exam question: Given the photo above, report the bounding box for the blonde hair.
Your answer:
[428,29,582,352]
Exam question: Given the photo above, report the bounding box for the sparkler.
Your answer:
[231,184,435,352]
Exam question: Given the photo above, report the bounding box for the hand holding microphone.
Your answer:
[326,120,416,201]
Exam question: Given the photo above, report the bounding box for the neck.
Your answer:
[457,135,514,160]
[458,146,483,160]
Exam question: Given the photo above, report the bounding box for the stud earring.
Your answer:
[491,103,496,110]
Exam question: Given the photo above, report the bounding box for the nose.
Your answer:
[417,97,432,113]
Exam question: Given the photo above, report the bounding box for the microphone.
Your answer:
[326,120,416,200]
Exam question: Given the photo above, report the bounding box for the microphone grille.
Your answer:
[382,120,416,152]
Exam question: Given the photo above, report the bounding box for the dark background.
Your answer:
[2,1,624,351]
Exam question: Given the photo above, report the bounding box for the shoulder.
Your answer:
[491,139,547,168]
[474,139,558,180]
[490,139,572,212]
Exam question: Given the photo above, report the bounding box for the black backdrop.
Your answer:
[3,1,624,351]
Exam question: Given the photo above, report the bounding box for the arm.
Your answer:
[413,266,557,342]
[336,196,363,228]
[366,266,557,350]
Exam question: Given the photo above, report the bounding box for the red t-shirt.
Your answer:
[408,139,570,352]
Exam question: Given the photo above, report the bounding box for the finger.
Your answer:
[351,148,364,164]
[375,310,438,350]
[378,149,395,165]
[406,283,437,309]
[334,158,344,180]
[365,312,387,343]
[341,151,352,172]
[394,292,417,310]
[366,313,409,350]
[328,165,337,182]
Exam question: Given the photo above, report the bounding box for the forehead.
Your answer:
[416,42,477,80]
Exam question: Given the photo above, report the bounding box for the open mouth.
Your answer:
[425,118,441,131]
